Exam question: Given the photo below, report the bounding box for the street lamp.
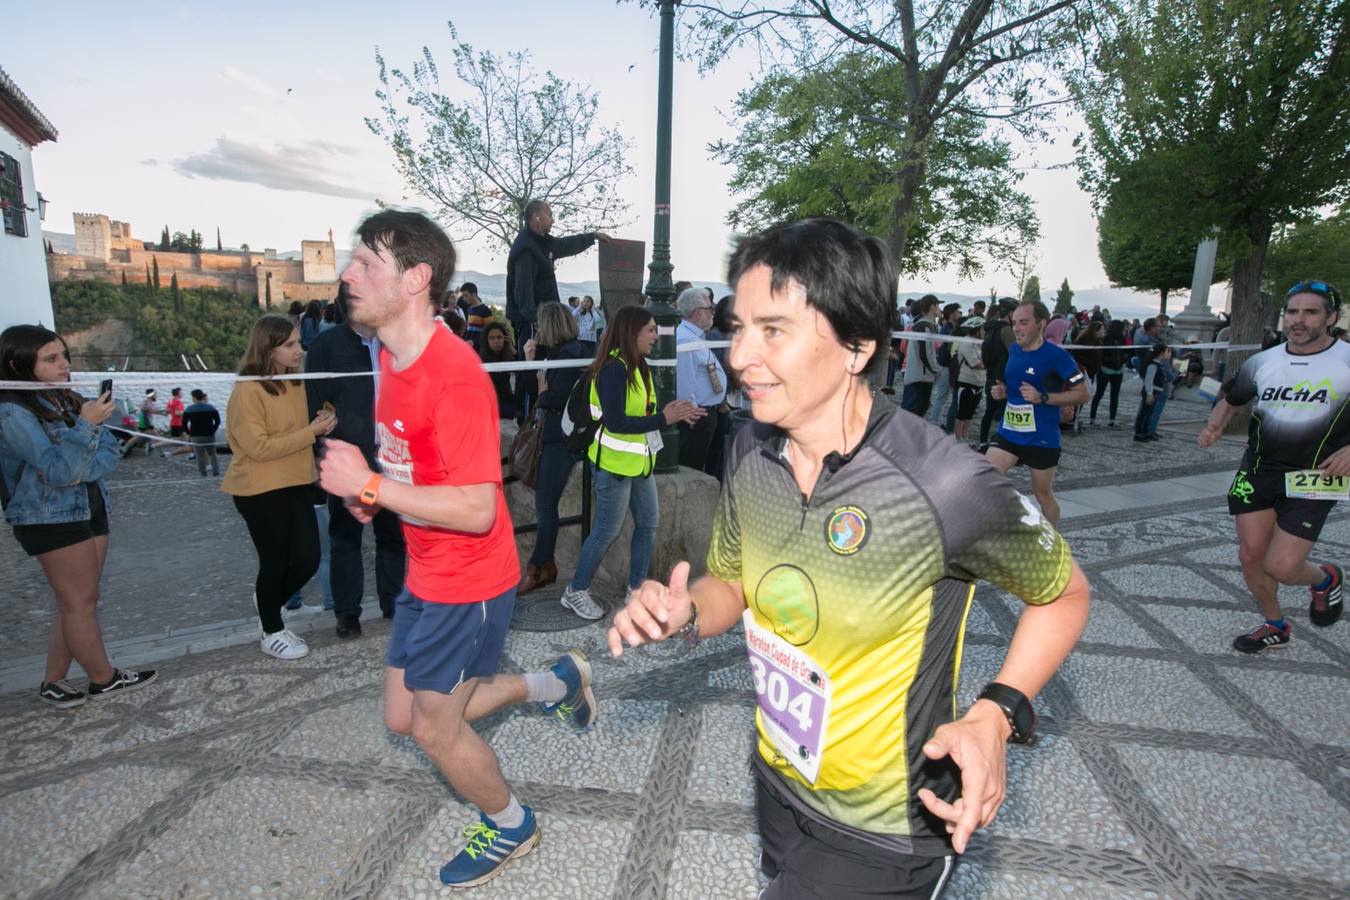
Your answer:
[644,0,681,473]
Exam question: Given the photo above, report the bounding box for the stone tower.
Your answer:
[72,212,112,261]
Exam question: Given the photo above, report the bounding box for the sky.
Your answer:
[5,0,1199,312]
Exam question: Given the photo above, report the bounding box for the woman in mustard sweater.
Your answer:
[223,315,336,659]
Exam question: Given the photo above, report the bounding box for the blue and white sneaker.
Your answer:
[543,650,597,728]
[439,807,540,888]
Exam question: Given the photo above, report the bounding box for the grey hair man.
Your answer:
[675,286,727,471]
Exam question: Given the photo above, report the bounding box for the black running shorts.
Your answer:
[991,433,1061,471]
[1226,464,1335,541]
[755,771,955,899]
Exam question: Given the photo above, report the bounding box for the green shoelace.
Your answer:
[460,822,501,859]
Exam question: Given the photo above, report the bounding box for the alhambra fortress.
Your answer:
[47,213,338,306]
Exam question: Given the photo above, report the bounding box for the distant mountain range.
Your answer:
[44,230,1198,320]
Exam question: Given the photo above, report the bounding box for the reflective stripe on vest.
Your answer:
[588,355,655,477]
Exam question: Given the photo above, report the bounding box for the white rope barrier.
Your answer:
[0,334,1259,391]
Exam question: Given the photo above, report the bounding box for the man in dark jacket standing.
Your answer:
[305,297,406,638]
[506,199,608,416]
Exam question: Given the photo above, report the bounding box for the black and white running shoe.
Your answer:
[87,668,159,699]
[39,679,87,709]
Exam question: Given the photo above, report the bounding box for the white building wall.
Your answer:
[0,122,54,331]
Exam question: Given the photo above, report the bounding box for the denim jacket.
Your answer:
[0,398,119,526]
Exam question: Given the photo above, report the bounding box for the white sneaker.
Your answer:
[260,628,309,660]
[560,587,604,621]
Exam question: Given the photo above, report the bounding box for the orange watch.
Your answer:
[359,474,382,505]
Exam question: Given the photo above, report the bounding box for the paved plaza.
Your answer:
[1,391,1348,899]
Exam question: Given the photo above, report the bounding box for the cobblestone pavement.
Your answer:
[3,395,1348,899]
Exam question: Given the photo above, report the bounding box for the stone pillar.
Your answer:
[1172,233,1223,343]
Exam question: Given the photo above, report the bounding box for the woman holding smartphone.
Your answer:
[0,325,157,709]
[223,315,336,660]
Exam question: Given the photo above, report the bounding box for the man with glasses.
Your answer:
[675,286,727,471]
[1199,280,1349,652]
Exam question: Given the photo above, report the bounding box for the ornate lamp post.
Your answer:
[644,0,681,473]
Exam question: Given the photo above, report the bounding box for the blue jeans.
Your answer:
[570,466,659,592]
[529,442,579,567]
[1135,393,1168,436]
[926,378,952,430]
[1146,391,1168,435]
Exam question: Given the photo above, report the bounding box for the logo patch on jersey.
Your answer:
[754,564,820,646]
[824,506,869,556]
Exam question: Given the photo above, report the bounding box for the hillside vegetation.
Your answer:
[51,280,259,371]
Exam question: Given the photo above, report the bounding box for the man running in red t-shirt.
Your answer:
[319,210,596,889]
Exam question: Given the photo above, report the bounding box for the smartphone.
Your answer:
[99,378,114,399]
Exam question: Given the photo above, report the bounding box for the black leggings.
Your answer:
[1091,372,1123,422]
[233,485,320,634]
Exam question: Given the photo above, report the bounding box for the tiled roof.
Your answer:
[0,66,58,143]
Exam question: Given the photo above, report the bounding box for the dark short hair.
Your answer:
[942,302,962,318]
[355,210,456,303]
[191,389,206,400]
[917,295,941,317]
[726,218,896,376]
[459,281,478,296]
[1018,300,1051,323]
[1143,317,1158,331]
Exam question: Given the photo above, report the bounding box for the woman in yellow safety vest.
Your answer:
[558,305,704,621]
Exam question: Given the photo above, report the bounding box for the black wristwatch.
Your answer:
[977,682,1037,745]
[1039,391,1049,406]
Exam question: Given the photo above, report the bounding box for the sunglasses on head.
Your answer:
[1286,280,1342,310]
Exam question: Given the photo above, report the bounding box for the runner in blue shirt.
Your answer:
[986,300,1089,526]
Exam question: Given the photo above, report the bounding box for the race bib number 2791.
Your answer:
[1285,470,1350,501]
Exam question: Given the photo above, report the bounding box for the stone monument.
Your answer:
[1172,232,1224,342]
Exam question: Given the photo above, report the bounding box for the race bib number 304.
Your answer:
[743,611,831,784]
[1003,402,1036,433]
[1285,470,1350,501]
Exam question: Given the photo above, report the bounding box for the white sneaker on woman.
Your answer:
[260,628,309,660]
[560,587,604,621]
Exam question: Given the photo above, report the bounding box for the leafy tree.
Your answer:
[368,21,633,249]
[1074,0,1350,371]
[1263,211,1350,300]
[1054,278,1073,314]
[631,0,1089,267]
[1020,275,1042,305]
[240,242,250,252]
[712,52,1037,279]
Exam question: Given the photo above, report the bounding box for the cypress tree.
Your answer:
[171,272,182,313]
[152,256,160,290]
[145,262,152,286]
[121,270,128,288]
[160,226,170,251]
[216,227,222,251]
[265,274,273,309]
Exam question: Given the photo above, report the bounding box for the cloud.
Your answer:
[157,137,377,201]
[220,65,280,98]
